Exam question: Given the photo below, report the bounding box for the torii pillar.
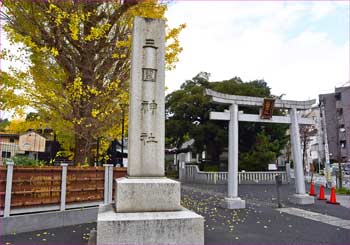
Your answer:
[226,103,245,208]
[206,89,315,208]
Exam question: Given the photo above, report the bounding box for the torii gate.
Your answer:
[206,89,316,209]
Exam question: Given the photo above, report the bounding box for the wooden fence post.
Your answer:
[60,163,68,211]
[4,160,14,217]
[103,164,113,204]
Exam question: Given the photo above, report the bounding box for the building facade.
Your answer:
[319,86,350,163]
[302,108,324,165]
[0,132,46,164]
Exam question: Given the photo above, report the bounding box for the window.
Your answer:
[9,137,15,143]
[337,108,343,116]
[340,140,346,148]
[1,151,11,158]
[335,92,341,100]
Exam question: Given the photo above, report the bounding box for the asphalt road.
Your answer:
[1,183,349,245]
[181,183,350,244]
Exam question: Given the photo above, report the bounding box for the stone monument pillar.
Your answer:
[127,17,165,177]
[96,17,204,245]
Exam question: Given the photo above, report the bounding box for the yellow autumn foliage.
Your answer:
[2,0,185,164]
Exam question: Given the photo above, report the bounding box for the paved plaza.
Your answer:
[1,182,349,245]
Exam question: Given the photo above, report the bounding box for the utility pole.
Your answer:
[337,108,343,189]
[337,137,343,189]
[320,101,332,187]
[315,109,323,174]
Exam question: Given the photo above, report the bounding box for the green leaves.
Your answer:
[240,132,278,171]
[9,156,46,167]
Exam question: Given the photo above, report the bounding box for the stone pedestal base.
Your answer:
[221,197,246,209]
[97,205,204,245]
[115,177,181,212]
[289,194,315,205]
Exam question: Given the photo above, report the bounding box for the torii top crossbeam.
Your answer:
[206,89,316,109]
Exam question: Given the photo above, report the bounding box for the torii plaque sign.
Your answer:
[206,89,316,208]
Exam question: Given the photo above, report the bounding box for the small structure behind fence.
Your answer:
[180,165,288,185]
[0,163,127,217]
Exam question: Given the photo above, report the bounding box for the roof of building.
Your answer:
[20,131,45,137]
[181,139,195,149]
[0,133,19,138]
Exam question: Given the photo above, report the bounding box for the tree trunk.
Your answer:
[74,135,91,165]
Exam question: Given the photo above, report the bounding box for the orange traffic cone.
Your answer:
[309,182,317,196]
[317,185,327,200]
[327,187,340,205]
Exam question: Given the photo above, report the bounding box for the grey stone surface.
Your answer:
[228,104,239,199]
[206,88,316,109]
[115,177,181,212]
[207,89,314,211]
[210,111,314,124]
[0,207,98,236]
[290,108,308,196]
[128,17,166,177]
[88,228,97,245]
[96,17,204,245]
[97,205,204,245]
[221,197,246,209]
[289,194,315,205]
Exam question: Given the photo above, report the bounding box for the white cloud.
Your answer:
[310,1,337,21]
[165,1,349,101]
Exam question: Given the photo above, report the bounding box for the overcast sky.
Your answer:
[1,1,349,104]
[165,1,350,101]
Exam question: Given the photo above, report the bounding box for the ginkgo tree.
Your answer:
[0,71,26,112]
[1,0,185,165]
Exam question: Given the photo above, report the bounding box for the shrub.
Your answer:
[8,156,46,167]
[336,188,350,195]
[203,164,219,172]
